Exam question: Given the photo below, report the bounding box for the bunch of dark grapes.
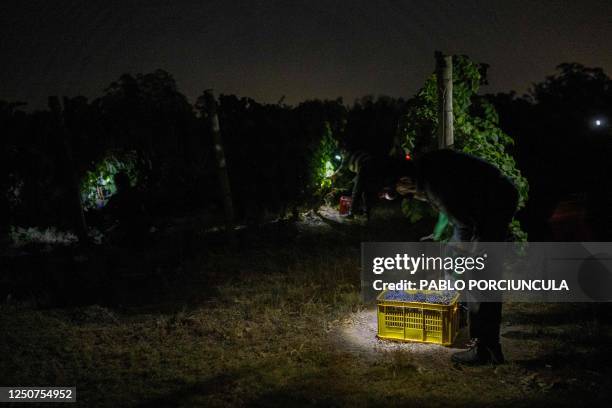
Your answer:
[384,291,414,301]
[424,290,456,304]
[384,290,456,304]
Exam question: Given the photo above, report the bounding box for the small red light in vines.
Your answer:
[405,153,412,161]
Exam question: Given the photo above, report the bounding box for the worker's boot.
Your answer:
[451,339,505,365]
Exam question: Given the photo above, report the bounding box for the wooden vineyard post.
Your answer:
[48,96,89,244]
[203,90,235,236]
[434,52,454,281]
[435,51,454,149]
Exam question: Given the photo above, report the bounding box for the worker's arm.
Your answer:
[432,212,450,241]
[329,156,346,181]
[412,190,428,202]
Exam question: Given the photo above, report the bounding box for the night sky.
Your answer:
[2,0,611,109]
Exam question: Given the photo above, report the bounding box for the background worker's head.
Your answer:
[391,160,418,197]
[395,176,418,196]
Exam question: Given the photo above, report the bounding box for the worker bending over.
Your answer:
[391,148,519,365]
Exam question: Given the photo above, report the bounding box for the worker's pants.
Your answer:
[350,173,365,215]
[451,222,507,346]
[350,164,379,218]
[468,302,502,345]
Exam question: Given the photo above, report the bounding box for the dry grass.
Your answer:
[1,215,611,407]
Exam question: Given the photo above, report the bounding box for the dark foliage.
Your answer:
[1,71,401,231]
[487,63,612,240]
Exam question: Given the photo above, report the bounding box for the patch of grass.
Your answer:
[1,221,611,407]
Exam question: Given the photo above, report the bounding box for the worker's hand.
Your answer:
[419,233,435,242]
[379,187,397,201]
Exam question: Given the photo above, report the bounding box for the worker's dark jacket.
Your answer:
[415,149,518,345]
[340,150,390,217]
[415,149,519,241]
[105,188,148,247]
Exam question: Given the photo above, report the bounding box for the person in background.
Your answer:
[104,171,148,248]
[391,148,519,365]
[333,149,387,220]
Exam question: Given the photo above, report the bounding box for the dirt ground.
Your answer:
[1,204,611,407]
[336,304,611,378]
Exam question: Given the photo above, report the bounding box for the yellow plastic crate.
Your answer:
[376,290,460,346]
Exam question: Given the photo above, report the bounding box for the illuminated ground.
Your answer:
[334,306,575,371]
[335,307,468,364]
[1,206,611,407]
